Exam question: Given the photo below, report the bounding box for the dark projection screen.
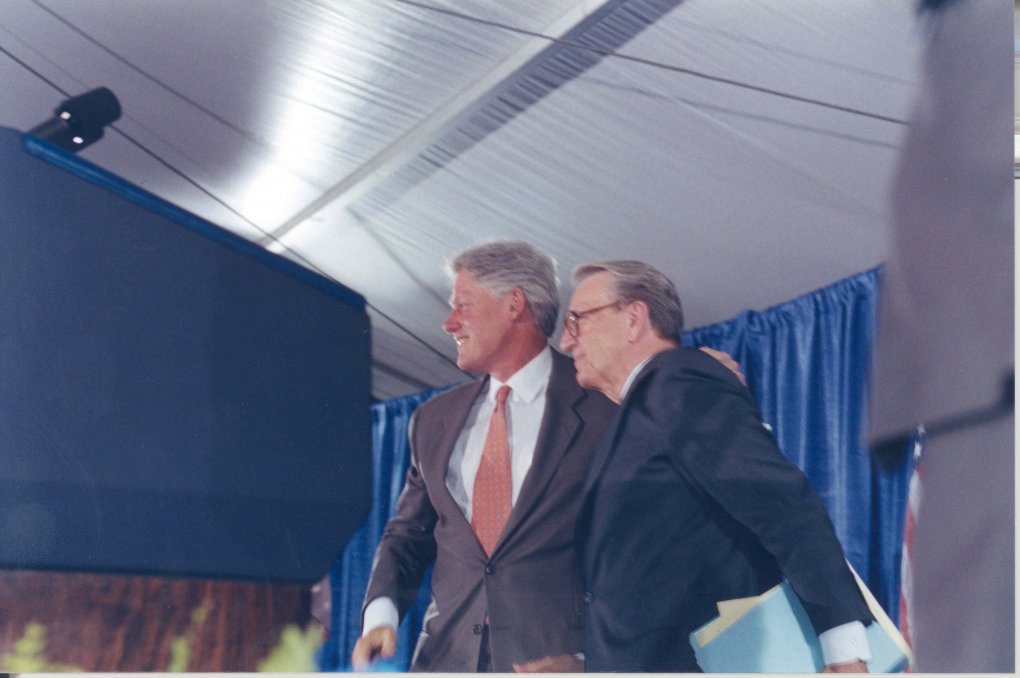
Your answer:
[0,126,372,583]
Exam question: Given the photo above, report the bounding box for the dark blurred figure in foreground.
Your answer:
[870,0,1014,672]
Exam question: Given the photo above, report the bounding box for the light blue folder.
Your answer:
[690,574,911,673]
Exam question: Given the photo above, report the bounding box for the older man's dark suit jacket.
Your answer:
[362,349,615,672]
[576,346,872,672]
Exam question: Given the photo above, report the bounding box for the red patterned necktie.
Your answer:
[472,384,512,556]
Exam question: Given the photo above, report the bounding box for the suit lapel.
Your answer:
[579,407,622,500]
[579,355,661,499]
[575,362,661,548]
[427,376,488,543]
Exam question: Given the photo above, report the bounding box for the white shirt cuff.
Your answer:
[818,620,871,666]
[362,596,399,635]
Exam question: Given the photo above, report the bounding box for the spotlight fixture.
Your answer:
[29,87,122,153]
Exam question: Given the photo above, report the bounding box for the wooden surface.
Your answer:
[0,570,315,671]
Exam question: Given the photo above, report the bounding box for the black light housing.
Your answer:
[29,87,121,153]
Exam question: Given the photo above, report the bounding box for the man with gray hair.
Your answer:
[557,260,873,672]
[352,240,613,672]
[353,242,743,672]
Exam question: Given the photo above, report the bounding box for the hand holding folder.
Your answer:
[690,565,912,672]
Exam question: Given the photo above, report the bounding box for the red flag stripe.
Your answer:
[898,437,923,671]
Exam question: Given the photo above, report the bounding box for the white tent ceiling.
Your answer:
[0,0,926,399]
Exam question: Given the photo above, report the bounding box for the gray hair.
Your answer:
[573,260,684,339]
[448,240,560,337]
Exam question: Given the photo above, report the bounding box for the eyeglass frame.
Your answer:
[563,301,620,338]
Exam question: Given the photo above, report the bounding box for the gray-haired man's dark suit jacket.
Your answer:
[362,349,614,672]
[577,346,872,672]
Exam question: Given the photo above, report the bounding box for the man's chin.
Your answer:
[574,371,610,397]
[456,355,479,374]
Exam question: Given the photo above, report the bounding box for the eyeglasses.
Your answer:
[563,302,619,338]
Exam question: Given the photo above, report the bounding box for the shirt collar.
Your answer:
[619,354,654,402]
[488,346,552,405]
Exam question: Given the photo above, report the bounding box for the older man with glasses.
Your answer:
[554,259,872,673]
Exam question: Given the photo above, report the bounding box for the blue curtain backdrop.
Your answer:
[319,267,912,671]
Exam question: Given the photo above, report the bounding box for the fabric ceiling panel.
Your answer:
[0,0,930,399]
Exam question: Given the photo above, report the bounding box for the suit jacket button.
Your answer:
[472,624,483,635]
[583,592,594,604]
[485,565,496,575]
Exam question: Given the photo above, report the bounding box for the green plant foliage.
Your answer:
[166,600,213,672]
[166,635,192,673]
[257,624,323,672]
[0,622,82,672]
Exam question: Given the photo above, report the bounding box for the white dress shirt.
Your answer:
[363,347,552,635]
[445,346,551,521]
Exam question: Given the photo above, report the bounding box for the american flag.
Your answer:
[898,427,925,670]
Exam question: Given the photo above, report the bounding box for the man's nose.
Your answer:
[442,309,459,334]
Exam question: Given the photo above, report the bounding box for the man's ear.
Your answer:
[626,301,650,342]
[507,288,527,318]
